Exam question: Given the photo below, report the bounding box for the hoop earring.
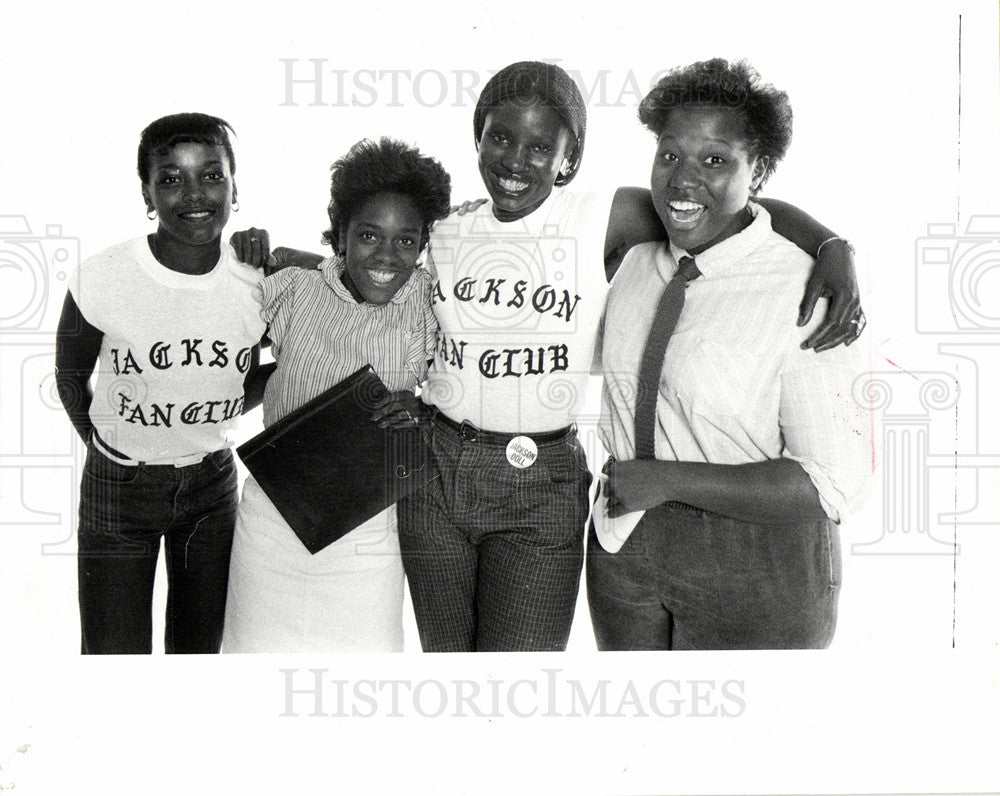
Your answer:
[146,208,156,220]
[232,199,239,212]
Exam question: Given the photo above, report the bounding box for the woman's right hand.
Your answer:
[370,391,427,430]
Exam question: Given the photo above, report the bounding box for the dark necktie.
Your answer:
[633,255,701,460]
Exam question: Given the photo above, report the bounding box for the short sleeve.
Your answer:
[255,267,301,349]
[67,252,114,332]
[423,238,441,282]
[65,262,91,321]
[403,268,438,383]
[779,334,873,521]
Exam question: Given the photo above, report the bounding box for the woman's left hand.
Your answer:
[370,391,427,429]
[230,227,272,269]
[798,240,866,352]
[605,459,673,517]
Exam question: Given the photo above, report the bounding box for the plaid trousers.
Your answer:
[397,416,591,652]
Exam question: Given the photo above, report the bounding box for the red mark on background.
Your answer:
[883,356,919,380]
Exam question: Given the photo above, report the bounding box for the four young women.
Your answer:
[56,59,869,653]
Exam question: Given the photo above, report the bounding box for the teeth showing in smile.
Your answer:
[180,210,213,219]
[667,200,706,225]
[497,176,529,193]
[366,269,396,285]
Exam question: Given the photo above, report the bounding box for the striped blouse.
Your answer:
[258,258,438,428]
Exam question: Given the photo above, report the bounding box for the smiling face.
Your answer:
[477,100,574,222]
[650,106,766,255]
[342,191,423,305]
[142,142,235,248]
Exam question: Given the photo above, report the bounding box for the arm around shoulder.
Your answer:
[757,197,862,350]
[604,187,666,281]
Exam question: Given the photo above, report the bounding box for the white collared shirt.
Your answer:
[596,205,871,552]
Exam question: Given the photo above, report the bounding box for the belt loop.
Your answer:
[459,421,477,441]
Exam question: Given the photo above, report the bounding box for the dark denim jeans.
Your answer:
[586,501,841,650]
[397,418,591,652]
[77,443,238,654]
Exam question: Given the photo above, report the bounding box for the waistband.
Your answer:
[91,430,229,469]
[432,412,575,446]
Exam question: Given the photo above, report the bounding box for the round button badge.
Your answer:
[505,436,538,469]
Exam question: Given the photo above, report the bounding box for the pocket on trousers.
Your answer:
[83,446,140,486]
[536,439,590,489]
[206,448,236,476]
[822,521,842,588]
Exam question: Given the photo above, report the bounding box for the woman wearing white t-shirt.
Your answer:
[55,113,267,654]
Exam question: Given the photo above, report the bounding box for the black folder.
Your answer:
[236,365,437,554]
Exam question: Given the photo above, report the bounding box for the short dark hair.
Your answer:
[137,113,236,184]
[473,61,587,186]
[638,58,793,191]
[321,137,452,253]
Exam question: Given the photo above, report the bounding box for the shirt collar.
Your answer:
[665,201,772,280]
[319,256,423,306]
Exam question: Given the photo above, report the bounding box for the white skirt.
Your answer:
[222,475,404,653]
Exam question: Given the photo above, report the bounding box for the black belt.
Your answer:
[433,412,574,446]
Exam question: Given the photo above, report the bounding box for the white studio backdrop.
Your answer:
[1,0,998,793]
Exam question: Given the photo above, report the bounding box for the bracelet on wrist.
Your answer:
[816,236,856,258]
